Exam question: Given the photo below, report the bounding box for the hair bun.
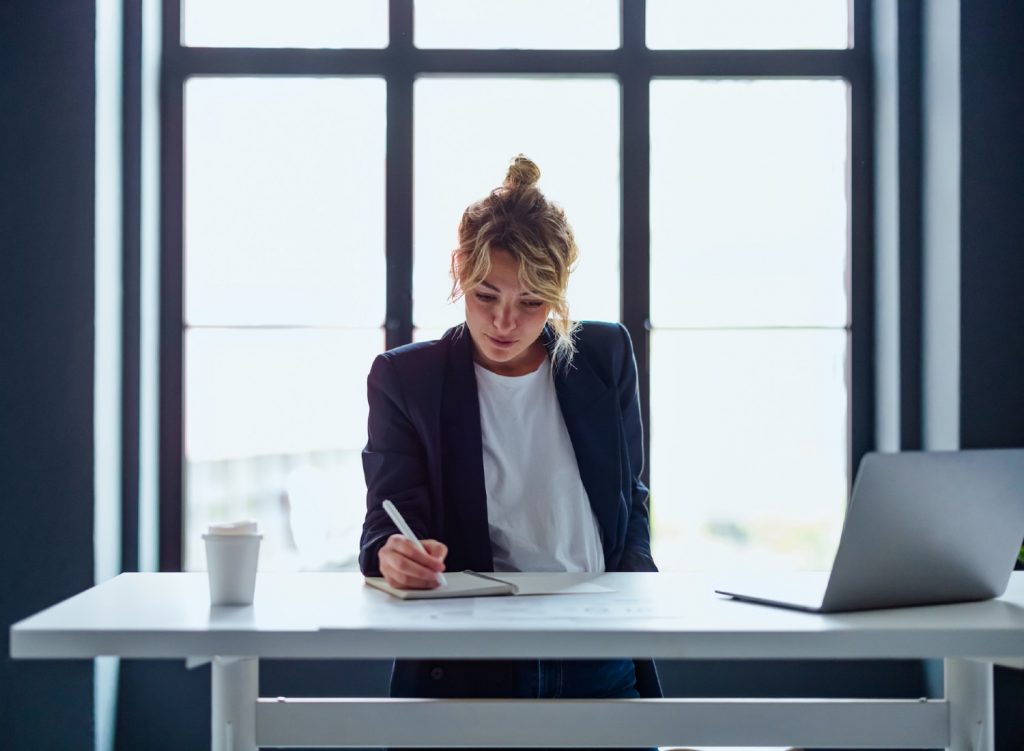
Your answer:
[503,154,541,191]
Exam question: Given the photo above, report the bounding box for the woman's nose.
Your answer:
[493,305,516,332]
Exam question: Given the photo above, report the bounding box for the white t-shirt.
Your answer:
[474,356,606,573]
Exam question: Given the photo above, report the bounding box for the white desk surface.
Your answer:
[11,571,1024,661]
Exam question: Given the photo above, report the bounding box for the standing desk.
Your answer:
[11,571,1024,750]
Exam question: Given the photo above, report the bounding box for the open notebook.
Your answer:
[364,571,612,600]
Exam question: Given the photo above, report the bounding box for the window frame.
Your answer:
[153,0,874,571]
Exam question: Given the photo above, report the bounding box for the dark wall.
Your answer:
[0,1,96,749]
[960,1,1024,448]
[959,3,1024,750]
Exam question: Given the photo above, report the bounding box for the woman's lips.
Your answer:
[487,335,517,349]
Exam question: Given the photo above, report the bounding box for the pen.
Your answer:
[382,499,448,587]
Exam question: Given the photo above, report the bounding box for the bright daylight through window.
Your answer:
[177,1,854,574]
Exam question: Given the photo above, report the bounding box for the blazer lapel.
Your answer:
[439,325,494,571]
[547,328,625,561]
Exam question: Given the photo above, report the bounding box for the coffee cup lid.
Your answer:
[207,520,258,536]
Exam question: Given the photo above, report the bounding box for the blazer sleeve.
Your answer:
[615,323,658,572]
[358,353,433,576]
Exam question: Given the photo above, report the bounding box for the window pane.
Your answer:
[185,77,386,327]
[413,327,450,344]
[414,77,620,332]
[647,0,849,50]
[184,328,382,571]
[650,79,848,328]
[415,0,619,50]
[650,329,847,571]
[183,0,387,48]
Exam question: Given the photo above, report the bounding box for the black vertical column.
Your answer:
[0,1,96,747]
[121,0,143,573]
[959,4,1024,451]
[896,0,923,452]
[958,6,1024,748]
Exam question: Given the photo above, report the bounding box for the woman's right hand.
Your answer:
[378,534,448,589]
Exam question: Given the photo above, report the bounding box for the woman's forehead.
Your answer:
[479,250,523,289]
[478,277,534,296]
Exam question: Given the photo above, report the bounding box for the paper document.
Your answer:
[364,571,613,600]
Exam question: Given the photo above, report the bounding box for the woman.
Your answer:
[359,155,660,730]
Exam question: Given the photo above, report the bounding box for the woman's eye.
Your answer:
[474,293,496,303]
[522,300,544,309]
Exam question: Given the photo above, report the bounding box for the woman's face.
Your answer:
[464,249,551,376]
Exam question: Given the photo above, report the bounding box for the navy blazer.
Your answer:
[359,321,661,697]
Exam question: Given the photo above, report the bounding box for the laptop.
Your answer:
[715,448,1024,613]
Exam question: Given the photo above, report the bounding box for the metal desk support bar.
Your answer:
[946,658,994,751]
[252,694,949,749]
[212,656,257,751]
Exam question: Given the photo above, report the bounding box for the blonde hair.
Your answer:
[449,154,580,366]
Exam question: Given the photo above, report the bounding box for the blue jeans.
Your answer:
[517,658,641,699]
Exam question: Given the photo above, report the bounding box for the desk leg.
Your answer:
[945,657,994,751]
[212,656,258,751]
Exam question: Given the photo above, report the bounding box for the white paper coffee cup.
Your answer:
[203,521,261,605]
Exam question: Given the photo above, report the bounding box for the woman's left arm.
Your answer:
[615,323,659,572]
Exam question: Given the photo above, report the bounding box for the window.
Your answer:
[182,77,385,570]
[649,79,850,570]
[646,0,850,50]
[414,0,620,50]
[159,1,871,573]
[182,0,388,48]
[413,77,621,341]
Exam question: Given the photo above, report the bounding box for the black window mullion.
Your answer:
[176,47,389,76]
[621,0,652,489]
[850,0,875,488]
[386,0,414,348]
[647,49,857,77]
[159,0,185,571]
[174,47,858,78]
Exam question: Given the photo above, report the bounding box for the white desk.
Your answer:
[11,571,1024,750]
